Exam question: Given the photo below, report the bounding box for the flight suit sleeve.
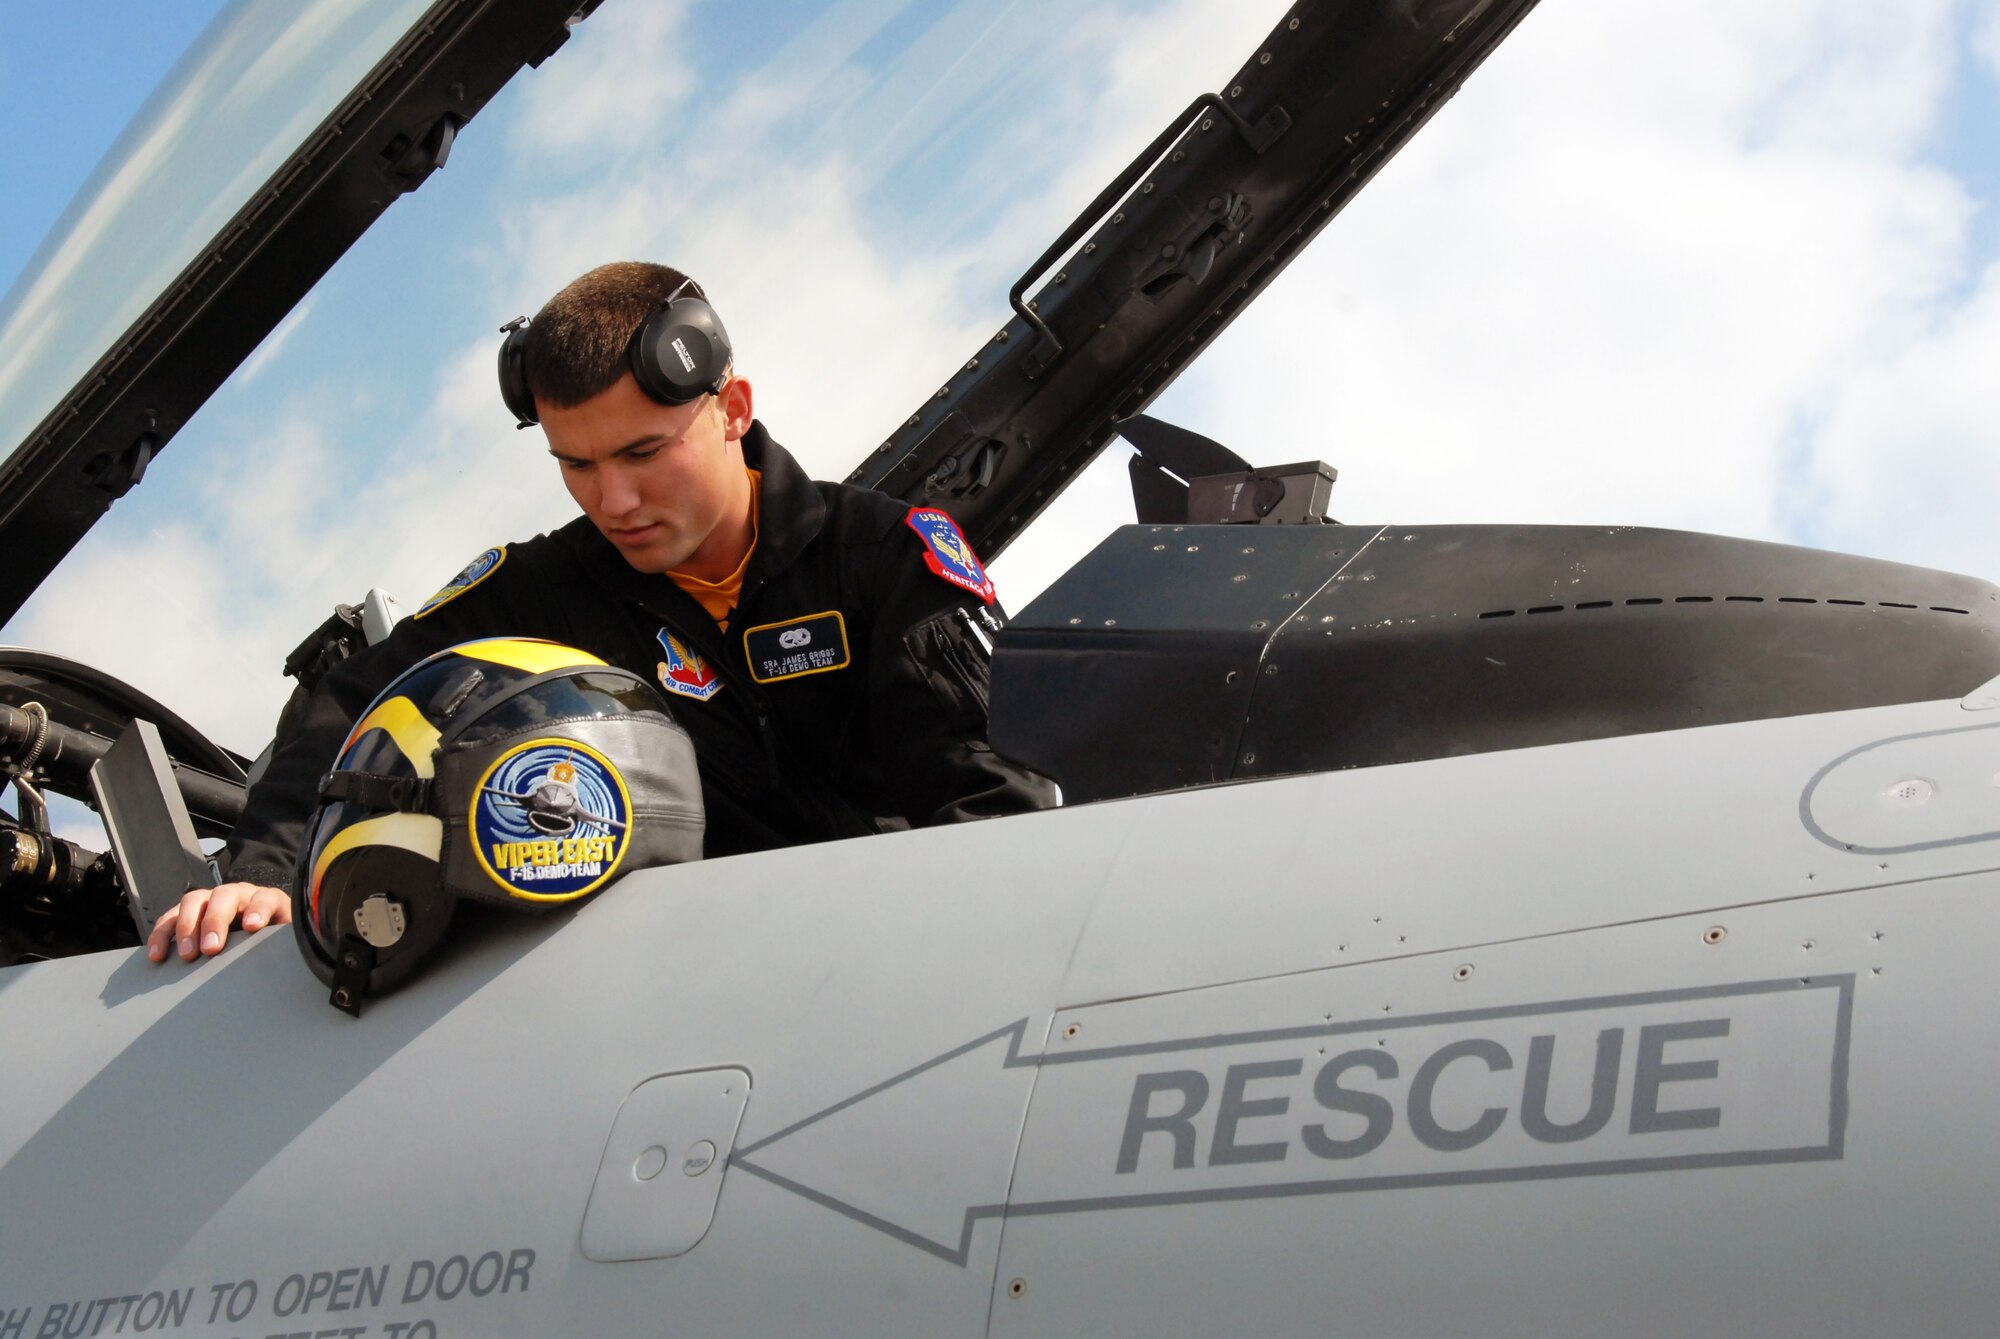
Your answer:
[865,549,1060,826]
[223,546,576,890]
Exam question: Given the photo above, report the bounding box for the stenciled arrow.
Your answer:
[730,977,1850,1267]
[731,1019,1041,1266]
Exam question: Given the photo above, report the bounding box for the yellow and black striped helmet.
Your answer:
[295,638,704,1012]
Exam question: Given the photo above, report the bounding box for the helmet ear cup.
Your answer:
[295,843,457,993]
[627,293,732,405]
[497,318,537,427]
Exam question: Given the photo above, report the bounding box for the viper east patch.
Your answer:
[905,507,995,604]
[414,546,506,619]
[655,628,724,701]
[469,738,631,901]
[743,610,851,683]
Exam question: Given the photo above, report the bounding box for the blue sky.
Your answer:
[0,2,235,297]
[4,0,2000,772]
[1930,23,2000,268]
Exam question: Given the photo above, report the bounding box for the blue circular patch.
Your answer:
[416,547,506,619]
[469,738,632,902]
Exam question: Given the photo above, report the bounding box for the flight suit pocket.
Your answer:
[903,608,990,716]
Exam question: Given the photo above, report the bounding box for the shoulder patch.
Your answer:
[905,507,995,604]
[413,547,506,620]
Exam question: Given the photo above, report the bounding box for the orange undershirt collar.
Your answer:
[668,468,760,631]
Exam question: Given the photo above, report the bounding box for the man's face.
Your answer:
[540,372,752,575]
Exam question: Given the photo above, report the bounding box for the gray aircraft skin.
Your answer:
[4,2,2000,1338]
[6,683,1999,1337]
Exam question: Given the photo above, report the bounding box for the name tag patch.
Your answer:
[744,611,850,683]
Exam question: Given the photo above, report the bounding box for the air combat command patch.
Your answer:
[905,507,995,604]
[656,628,724,701]
[469,738,631,902]
[414,546,506,619]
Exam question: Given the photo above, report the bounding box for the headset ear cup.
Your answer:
[497,323,537,427]
[627,296,733,405]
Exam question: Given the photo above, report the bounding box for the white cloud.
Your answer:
[6,415,357,751]
[508,0,696,156]
[1805,255,2000,574]
[9,522,278,752]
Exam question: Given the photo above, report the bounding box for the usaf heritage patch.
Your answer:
[413,546,506,619]
[742,611,851,683]
[905,507,995,604]
[469,738,631,901]
[655,628,724,701]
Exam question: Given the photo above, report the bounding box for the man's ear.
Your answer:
[718,375,754,441]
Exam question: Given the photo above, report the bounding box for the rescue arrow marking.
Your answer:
[732,1019,1039,1265]
[732,977,1853,1267]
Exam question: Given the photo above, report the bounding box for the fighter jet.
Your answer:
[484,764,629,840]
[3,1,1997,1335]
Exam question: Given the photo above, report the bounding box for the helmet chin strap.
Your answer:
[328,935,377,1017]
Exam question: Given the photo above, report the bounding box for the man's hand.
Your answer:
[145,882,292,963]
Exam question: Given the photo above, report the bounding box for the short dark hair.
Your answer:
[522,261,707,410]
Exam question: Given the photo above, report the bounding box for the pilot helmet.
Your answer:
[294,638,704,1013]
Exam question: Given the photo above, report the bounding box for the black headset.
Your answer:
[497,279,733,428]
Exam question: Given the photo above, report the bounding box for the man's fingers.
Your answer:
[182,886,239,958]
[146,883,289,963]
[240,886,293,934]
[197,885,249,956]
[168,888,216,960]
[145,888,217,962]
[145,904,182,962]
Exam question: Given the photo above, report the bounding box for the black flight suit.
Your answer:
[225,425,1057,888]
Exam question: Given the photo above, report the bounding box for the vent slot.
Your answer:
[1465,597,1969,622]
